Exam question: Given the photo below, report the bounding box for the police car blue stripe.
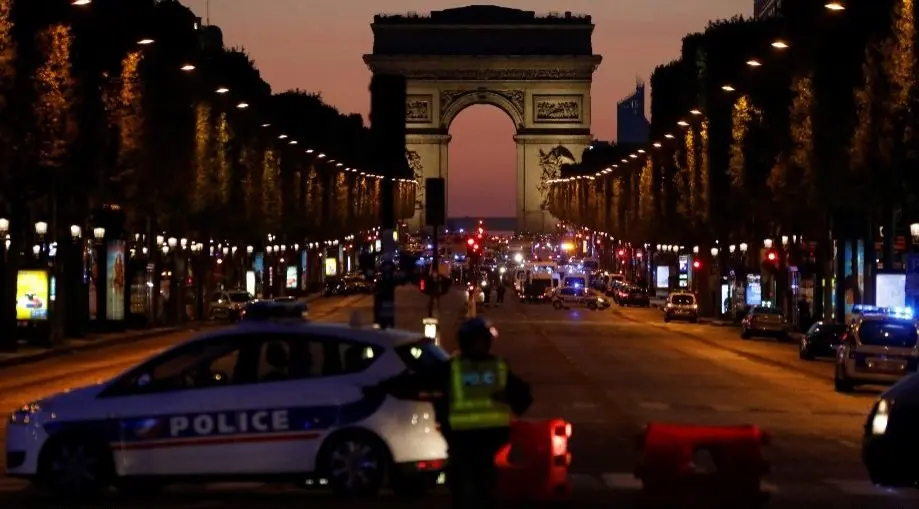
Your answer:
[43,393,387,447]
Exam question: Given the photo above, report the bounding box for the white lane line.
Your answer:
[601,472,643,490]
[638,401,670,411]
[822,479,903,497]
[567,473,604,491]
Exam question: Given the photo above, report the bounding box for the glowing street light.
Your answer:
[138,39,155,45]
[825,2,845,11]
[664,133,675,139]
[72,0,91,5]
[746,59,762,67]
[772,40,789,49]
[216,87,230,94]
[722,84,736,92]
[653,142,663,148]
[180,64,196,72]
[236,102,249,109]
[677,120,690,127]
[689,109,702,116]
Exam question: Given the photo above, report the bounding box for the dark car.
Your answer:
[522,279,552,303]
[799,321,847,360]
[323,277,347,296]
[620,287,650,307]
[344,275,374,294]
[862,373,919,488]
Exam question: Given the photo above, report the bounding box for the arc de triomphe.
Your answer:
[363,6,602,233]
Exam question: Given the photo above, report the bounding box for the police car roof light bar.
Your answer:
[242,300,307,321]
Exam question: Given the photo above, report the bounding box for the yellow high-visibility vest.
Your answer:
[448,356,511,430]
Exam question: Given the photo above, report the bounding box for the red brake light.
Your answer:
[467,239,474,246]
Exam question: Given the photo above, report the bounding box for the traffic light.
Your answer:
[692,260,702,270]
[762,249,780,273]
[618,249,626,257]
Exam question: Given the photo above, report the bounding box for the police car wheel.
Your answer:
[319,433,388,496]
[39,435,113,499]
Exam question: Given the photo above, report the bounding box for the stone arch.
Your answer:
[440,89,525,130]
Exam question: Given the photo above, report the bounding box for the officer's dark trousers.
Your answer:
[447,429,510,509]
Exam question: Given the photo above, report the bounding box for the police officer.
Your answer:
[368,317,532,508]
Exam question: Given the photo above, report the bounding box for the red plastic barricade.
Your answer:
[494,418,571,500]
[634,422,770,509]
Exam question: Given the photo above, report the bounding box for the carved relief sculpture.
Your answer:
[406,95,432,123]
[406,149,424,212]
[536,146,576,210]
[534,95,582,123]
[440,89,525,124]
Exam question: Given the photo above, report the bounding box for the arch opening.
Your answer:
[448,104,517,221]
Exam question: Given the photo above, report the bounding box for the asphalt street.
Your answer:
[0,286,917,508]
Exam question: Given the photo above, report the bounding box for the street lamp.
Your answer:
[167,237,177,248]
[34,221,48,236]
[692,246,699,254]
[764,238,774,249]
[180,238,188,249]
[911,223,919,242]
[0,218,9,235]
[711,247,720,257]
[825,2,845,11]
[781,235,789,246]
[729,244,736,254]
[739,243,748,253]
[70,225,81,239]
[246,245,254,254]
[93,227,105,240]
[155,234,164,245]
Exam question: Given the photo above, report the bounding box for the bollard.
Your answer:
[423,317,439,345]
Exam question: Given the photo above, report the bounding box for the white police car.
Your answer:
[6,303,449,497]
[834,307,919,392]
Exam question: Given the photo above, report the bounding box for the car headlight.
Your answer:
[9,402,43,426]
[871,399,891,435]
[597,298,605,303]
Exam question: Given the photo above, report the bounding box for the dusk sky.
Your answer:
[185,0,751,218]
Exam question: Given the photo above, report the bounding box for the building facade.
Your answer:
[616,81,649,144]
[753,0,782,18]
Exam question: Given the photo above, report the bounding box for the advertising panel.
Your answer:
[300,251,308,290]
[745,274,763,306]
[325,257,338,277]
[876,273,907,309]
[106,241,126,321]
[16,270,49,321]
[286,266,298,289]
[246,271,256,296]
[655,266,670,289]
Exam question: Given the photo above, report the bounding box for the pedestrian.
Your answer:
[482,282,492,307]
[366,317,532,508]
[798,297,813,331]
[496,282,506,306]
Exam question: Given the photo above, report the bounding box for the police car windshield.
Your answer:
[229,292,253,303]
[671,295,694,305]
[859,321,919,348]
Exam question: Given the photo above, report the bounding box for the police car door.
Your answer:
[97,335,249,476]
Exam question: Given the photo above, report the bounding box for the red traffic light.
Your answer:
[473,244,480,251]
[767,251,777,262]
[467,238,475,246]
[692,260,702,270]
[419,278,426,292]
[618,249,625,257]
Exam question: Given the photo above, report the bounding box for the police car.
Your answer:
[6,302,449,497]
[834,306,919,392]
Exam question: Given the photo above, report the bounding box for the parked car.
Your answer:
[209,290,255,321]
[663,292,699,323]
[620,287,651,307]
[741,306,791,340]
[799,321,847,360]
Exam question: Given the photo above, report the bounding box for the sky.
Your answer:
[185,0,751,217]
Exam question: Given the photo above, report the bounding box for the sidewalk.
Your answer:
[0,322,217,369]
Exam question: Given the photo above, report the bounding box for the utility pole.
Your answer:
[370,75,407,329]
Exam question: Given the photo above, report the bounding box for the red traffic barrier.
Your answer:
[635,422,770,509]
[495,418,571,501]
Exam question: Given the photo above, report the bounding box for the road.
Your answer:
[0,287,917,508]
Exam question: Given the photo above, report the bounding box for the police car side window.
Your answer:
[324,340,382,375]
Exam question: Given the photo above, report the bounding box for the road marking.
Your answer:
[601,473,643,490]
[835,439,859,449]
[638,401,670,411]
[711,404,744,412]
[822,479,909,497]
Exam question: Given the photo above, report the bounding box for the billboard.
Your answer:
[16,270,49,321]
[325,257,338,277]
[286,266,297,289]
[106,241,126,321]
[877,273,907,309]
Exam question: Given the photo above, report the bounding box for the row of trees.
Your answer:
[548,0,918,255]
[0,0,415,248]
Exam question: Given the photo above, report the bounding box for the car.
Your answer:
[620,287,651,307]
[551,287,609,311]
[834,311,919,392]
[862,371,919,489]
[6,303,448,498]
[663,292,698,323]
[798,321,847,360]
[740,306,790,340]
[209,290,255,321]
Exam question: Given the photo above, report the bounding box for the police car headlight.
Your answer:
[871,399,891,435]
[9,402,44,426]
